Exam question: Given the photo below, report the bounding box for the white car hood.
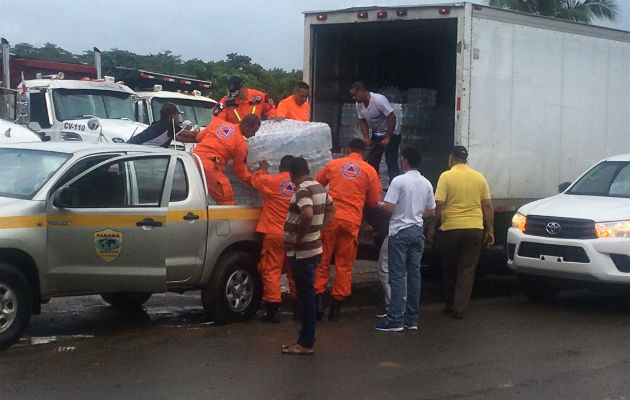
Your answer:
[520,194,630,222]
[0,119,41,143]
[61,119,147,142]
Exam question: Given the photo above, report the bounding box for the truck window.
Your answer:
[567,161,630,198]
[170,159,188,202]
[52,154,122,192]
[29,92,51,128]
[151,98,213,127]
[0,148,70,199]
[52,89,136,121]
[65,157,169,208]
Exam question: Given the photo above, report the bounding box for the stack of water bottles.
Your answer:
[227,119,333,205]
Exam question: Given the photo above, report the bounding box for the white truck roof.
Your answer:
[24,79,136,95]
[136,90,217,104]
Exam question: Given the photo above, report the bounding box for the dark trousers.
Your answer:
[289,254,321,349]
[366,133,401,183]
[436,229,484,314]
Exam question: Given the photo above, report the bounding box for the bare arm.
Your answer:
[481,199,495,246]
[322,201,337,230]
[295,206,314,245]
[358,118,370,145]
[426,201,443,243]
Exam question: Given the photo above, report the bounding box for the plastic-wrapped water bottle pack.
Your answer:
[228,119,333,205]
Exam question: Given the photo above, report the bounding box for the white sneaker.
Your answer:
[404,325,418,330]
[376,311,387,318]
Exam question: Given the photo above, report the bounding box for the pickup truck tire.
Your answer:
[100,292,152,310]
[0,264,33,350]
[202,251,261,325]
[518,274,560,302]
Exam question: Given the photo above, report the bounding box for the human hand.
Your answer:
[259,160,270,172]
[381,136,391,147]
[363,137,371,146]
[426,228,435,243]
[269,116,285,122]
[483,231,495,246]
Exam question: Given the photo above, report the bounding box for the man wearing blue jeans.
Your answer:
[376,147,435,332]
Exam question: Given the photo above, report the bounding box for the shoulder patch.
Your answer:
[249,95,262,105]
[280,179,295,198]
[213,102,225,116]
[216,124,235,139]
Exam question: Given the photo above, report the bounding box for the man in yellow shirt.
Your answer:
[427,146,494,319]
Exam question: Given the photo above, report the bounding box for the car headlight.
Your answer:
[512,212,526,232]
[595,220,630,238]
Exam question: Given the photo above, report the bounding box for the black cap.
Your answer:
[227,75,244,97]
[452,145,468,161]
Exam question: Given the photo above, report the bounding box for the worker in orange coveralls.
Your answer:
[315,138,382,321]
[192,115,260,205]
[276,82,311,121]
[250,155,300,322]
[213,75,277,124]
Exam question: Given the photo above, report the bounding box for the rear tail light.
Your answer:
[377,11,387,19]
[316,13,327,21]
[357,11,368,19]
[396,9,407,17]
[439,7,450,15]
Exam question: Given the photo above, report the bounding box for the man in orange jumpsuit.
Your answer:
[315,138,382,320]
[250,155,298,322]
[213,75,277,124]
[276,82,310,121]
[193,114,260,205]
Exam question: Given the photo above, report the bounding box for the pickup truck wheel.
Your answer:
[519,274,560,302]
[0,264,33,350]
[100,292,152,309]
[202,251,261,325]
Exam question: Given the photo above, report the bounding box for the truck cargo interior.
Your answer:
[311,18,458,187]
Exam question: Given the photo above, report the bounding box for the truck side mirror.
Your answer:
[558,181,571,193]
[52,186,73,208]
[16,95,30,124]
[27,121,42,132]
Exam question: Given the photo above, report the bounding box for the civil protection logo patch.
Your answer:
[216,124,235,139]
[280,179,295,197]
[94,228,123,263]
[341,161,361,179]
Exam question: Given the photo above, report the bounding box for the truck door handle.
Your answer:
[183,212,200,221]
[136,218,163,227]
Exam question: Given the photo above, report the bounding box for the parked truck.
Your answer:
[0,142,263,349]
[303,2,630,254]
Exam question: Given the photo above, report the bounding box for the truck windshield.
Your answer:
[53,89,137,121]
[567,161,630,198]
[151,98,213,127]
[0,149,71,199]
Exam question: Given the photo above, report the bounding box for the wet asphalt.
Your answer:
[1,275,629,400]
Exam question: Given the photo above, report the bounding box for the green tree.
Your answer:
[488,0,618,23]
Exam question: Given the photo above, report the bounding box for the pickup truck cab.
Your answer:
[507,154,630,300]
[0,142,262,348]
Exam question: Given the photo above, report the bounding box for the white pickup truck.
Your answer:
[507,154,630,300]
[0,142,263,349]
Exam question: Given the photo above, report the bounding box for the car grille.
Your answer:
[525,215,596,239]
[518,242,590,263]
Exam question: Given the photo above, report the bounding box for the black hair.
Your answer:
[348,138,367,152]
[159,103,179,122]
[295,82,309,90]
[279,155,295,171]
[289,157,310,178]
[451,145,468,162]
[401,147,421,169]
[239,114,261,129]
[351,81,367,91]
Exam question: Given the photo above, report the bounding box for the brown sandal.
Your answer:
[281,343,314,355]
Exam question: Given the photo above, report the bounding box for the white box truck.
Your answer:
[303,2,630,256]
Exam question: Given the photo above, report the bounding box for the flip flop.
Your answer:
[281,343,314,356]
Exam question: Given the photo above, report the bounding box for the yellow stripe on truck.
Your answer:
[208,208,261,221]
[0,215,47,229]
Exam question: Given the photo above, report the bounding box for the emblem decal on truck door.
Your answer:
[93,229,123,262]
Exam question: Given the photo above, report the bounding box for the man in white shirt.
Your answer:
[350,81,401,183]
[375,147,435,332]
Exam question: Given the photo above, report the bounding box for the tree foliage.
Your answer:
[488,0,619,24]
[12,43,302,102]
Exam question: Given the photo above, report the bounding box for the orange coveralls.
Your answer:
[214,88,277,124]
[315,152,382,300]
[276,95,311,121]
[192,118,251,205]
[250,170,296,302]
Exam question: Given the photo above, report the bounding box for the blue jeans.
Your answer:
[366,133,401,183]
[289,254,321,349]
[387,225,425,327]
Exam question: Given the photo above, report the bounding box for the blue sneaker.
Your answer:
[375,322,403,332]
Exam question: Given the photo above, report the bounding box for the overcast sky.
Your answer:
[2,0,628,71]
